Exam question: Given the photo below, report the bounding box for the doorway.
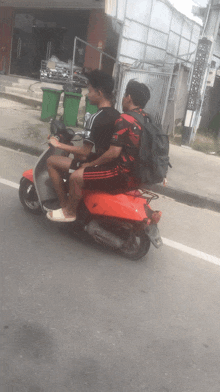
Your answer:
[10,9,90,79]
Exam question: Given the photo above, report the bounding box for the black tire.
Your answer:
[120,230,150,260]
[19,177,42,215]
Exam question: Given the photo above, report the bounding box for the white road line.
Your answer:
[162,237,220,267]
[0,177,19,189]
[0,177,219,266]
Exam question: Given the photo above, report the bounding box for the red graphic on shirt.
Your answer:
[111,108,149,168]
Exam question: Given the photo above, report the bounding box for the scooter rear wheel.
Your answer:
[19,177,42,215]
[120,230,150,260]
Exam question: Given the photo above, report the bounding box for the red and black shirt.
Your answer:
[111,108,150,168]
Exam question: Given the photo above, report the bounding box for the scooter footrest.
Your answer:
[42,199,60,212]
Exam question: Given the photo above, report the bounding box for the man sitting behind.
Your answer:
[47,80,150,222]
[46,69,120,217]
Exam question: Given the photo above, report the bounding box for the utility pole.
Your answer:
[182,0,220,146]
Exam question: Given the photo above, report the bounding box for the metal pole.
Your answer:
[161,69,174,128]
[72,36,77,80]
[73,36,116,61]
[99,52,103,70]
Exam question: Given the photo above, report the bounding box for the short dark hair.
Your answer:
[87,69,114,101]
[125,80,150,108]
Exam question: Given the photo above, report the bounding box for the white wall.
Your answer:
[107,0,202,66]
[105,0,127,21]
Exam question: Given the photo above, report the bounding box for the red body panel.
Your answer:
[22,169,34,182]
[83,190,151,221]
[21,169,156,223]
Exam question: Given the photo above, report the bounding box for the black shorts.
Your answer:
[83,162,134,193]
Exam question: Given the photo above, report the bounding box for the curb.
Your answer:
[0,138,44,157]
[149,184,220,213]
[0,137,219,214]
[0,92,42,108]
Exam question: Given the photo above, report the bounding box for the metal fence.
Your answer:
[72,37,116,77]
[116,65,175,128]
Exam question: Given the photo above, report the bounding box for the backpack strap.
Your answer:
[126,111,151,125]
[126,111,155,140]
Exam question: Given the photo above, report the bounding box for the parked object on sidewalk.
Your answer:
[40,56,88,86]
[18,119,163,261]
[181,126,192,146]
[63,82,82,94]
[63,91,82,127]
[41,87,63,122]
[40,56,74,83]
[71,69,88,88]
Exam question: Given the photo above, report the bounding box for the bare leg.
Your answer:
[70,154,87,170]
[62,168,85,218]
[47,155,72,208]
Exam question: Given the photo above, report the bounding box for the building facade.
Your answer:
[1,0,219,134]
[0,0,118,78]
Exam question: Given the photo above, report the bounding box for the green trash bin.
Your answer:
[85,96,98,116]
[41,88,63,122]
[63,92,82,127]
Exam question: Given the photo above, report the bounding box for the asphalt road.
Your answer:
[1,146,220,392]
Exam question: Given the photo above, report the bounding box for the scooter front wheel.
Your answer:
[120,230,150,261]
[19,177,42,215]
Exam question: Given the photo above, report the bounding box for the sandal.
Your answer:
[46,208,76,223]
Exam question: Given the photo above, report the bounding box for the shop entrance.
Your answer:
[10,9,90,79]
[0,7,14,75]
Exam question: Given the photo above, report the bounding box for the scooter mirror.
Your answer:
[50,119,66,136]
[65,128,75,142]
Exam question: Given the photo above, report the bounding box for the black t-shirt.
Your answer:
[84,107,120,156]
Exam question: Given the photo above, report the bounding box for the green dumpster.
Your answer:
[41,88,63,122]
[85,96,98,116]
[63,92,82,127]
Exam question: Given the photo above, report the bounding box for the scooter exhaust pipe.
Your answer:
[85,220,124,249]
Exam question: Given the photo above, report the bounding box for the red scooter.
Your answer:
[19,120,163,260]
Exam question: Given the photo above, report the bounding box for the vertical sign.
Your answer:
[186,37,212,111]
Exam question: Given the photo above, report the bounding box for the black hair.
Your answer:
[125,80,150,108]
[87,69,114,101]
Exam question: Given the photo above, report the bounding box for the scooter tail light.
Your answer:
[151,211,162,224]
[143,210,162,226]
[143,217,151,226]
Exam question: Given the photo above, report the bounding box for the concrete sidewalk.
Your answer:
[0,96,220,213]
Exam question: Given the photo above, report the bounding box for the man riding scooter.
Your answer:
[46,69,120,221]
[47,80,151,223]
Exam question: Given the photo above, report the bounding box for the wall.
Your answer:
[84,10,108,71]
[200,77,220,132]
[199,33,220,130]
[163,64,190,134]
[173,65,190,121]
[213,34,220,68]
[109,0,202,133]
[118,0,201,67]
